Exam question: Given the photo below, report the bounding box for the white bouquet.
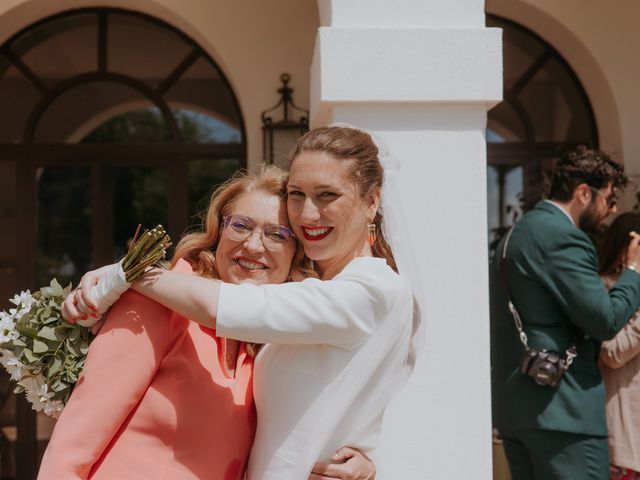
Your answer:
[0,225,171,418]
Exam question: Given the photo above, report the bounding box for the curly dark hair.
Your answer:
[546,145,628,201]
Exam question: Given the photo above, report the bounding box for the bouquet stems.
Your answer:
[121,225,172,282]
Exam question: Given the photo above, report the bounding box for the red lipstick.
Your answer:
[301,226,333,241]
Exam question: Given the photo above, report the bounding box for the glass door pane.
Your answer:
[487,165,523,254]
[37,166,92,288]
[113,167,168,259]
[188,158,242,228]
[0,158,18,479]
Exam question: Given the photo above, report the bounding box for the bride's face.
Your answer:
[286,151,379,275]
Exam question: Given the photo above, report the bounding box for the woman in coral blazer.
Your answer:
[38,168,293,480]
[40,260,256,480]
[39,168,373,479]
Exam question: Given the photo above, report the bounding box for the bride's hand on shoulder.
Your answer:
[309,447,375,480]
[61,265,112,324]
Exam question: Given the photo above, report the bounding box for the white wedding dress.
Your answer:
[216,256,414,479]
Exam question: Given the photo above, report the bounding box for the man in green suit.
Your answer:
[491,147,640,480]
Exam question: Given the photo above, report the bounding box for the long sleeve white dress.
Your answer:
[216,256,415,480]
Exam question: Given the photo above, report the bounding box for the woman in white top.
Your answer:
[66,126,421,479]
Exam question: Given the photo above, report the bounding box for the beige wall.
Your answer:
[487,0,640,206]
[0,0,319,170]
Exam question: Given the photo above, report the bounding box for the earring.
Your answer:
[367,223,377,247]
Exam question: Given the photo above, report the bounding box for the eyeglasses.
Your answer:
[222,215,296,251]
[588,186,618,209]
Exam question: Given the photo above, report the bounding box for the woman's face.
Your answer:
[215,191,296,285]
[287,151,379,275]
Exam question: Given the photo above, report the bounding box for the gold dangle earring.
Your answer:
[367,223,377,247]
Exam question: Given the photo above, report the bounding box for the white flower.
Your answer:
[43,399,64,418]
[9,291,34,310]
[0,316,18,343]
[19,375,38,392]
[0,350,23,381]
[8,306,30,322]
[7,291,35,321]
[25,388,45,412]
[20,375,64,418]
[22,376,53,413]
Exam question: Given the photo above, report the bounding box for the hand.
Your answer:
[626,231,640,268]
[309,447,375,480]
[61,264,116,324]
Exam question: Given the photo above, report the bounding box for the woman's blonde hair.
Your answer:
[171,165,315,355]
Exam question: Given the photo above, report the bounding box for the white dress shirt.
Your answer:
[544,199,576,226]
[217,257,414,480]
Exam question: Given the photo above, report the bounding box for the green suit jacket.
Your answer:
[491,201,640,436]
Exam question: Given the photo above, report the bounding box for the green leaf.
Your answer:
[33,339,49,354]
[47,356,62,378]
[0,341,17,350]
[52,389,68,401]
[14,324,38,339]
[69,327,81,342]
[67,339,82,357]
[51,378,68,392]
[43,316,59,325]
[22,348,37,363]
[13,338,27,347]
[55,325,69,338]
[38,326,58,341]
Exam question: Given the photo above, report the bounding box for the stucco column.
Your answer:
[311,1,502,478]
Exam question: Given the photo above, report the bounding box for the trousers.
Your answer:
[499,428,609,480]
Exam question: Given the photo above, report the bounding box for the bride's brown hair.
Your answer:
[171,166,315,356]
[290,126,397,272]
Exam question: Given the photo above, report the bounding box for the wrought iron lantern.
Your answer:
[261,73,309,167]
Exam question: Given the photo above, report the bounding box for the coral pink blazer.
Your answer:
[38,260,256,480]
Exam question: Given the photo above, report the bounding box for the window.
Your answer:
[0,9,245,477]
[486,15,597,251]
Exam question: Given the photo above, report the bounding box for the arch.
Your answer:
[23,72,182,143]
[68,100,240,144]
[485,12,601,251]
[486,0,623,158]
[67,100,150,143]
[0,0,247,145]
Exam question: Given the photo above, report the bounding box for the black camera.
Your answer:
[519,348,566,387]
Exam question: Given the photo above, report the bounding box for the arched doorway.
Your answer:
[0,8,245,478]
[486,15,598,252]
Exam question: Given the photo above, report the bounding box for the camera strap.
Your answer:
[500,227,578,369]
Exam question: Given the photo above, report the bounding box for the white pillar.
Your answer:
[311,1,502,478]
